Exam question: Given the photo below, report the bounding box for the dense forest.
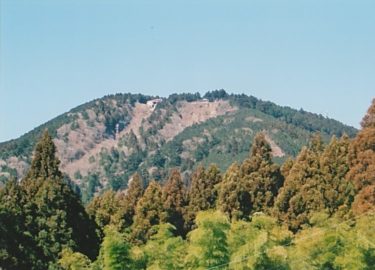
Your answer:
[0,98,374,270]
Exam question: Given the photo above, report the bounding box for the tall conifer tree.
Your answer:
[113,173,144,231]
[19,131,99,267]
[86,190,121,230]
[320,135,354,215]
[240,133,284,214]
[218,163,244,220]
[274,134,324,231]
[218,133,283,220]
[162,169,186,236]
[186,164,222,230]
[25,130,62,181]
[132,180,164,243]
[347,99,375,214]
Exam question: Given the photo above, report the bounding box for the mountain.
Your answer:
[0,90,357,202]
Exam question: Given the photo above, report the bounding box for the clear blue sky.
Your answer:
[1,0,374,143]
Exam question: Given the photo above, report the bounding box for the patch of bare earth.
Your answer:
[61,103,152,179]
[159,100,237,141]
[0,157,29,180]
[264,134,285,158]
[246,116,263,123]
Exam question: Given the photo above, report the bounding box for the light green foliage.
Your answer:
[101,226,132,270]
[289,213,375,269]
[228,214,292,270]
[142,224,187,270]
[58,248,91,270]
[185,211,230,269]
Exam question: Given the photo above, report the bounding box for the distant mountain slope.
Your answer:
[0,91,357,202]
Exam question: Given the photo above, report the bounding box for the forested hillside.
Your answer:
[0,98,373,270]
[0,91,357,203]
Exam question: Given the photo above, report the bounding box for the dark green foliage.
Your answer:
[81,173,101,203]
[150,149,166,167]
[203,89,229,101]
[162,169,186,236]
[186,165,222,230]
[31,177,100,263]
[168,92,201,104]
[0,132,100,269]
[0,180,40,270]
[132,180,164,243]
[98,143,145,191]
[25,130,62,181]
[229,93,357,137]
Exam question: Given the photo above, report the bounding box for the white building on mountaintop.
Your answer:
[147,98,163,110]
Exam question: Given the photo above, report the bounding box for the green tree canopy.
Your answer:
[114,173,144,231]
[25,130,62,181]
[142,223,186,270]
[132,180,164,243]
[240,133,284,215]
[274,135,325,231]
[219,133,283,220]
[162,169,186,236]
[186,164,222,230]
[185,211,230,270]
[2,131,100,269]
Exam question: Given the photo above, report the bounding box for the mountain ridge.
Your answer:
[0,90,357,202]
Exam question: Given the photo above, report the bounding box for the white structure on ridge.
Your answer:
[147,98,163,110]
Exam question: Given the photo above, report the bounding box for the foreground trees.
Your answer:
[218,133,283,220]
[275,134,355,231]
[347,99,375,214]
[0,131,99,270]
[57,211,375,270]
[131,180,164,243]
